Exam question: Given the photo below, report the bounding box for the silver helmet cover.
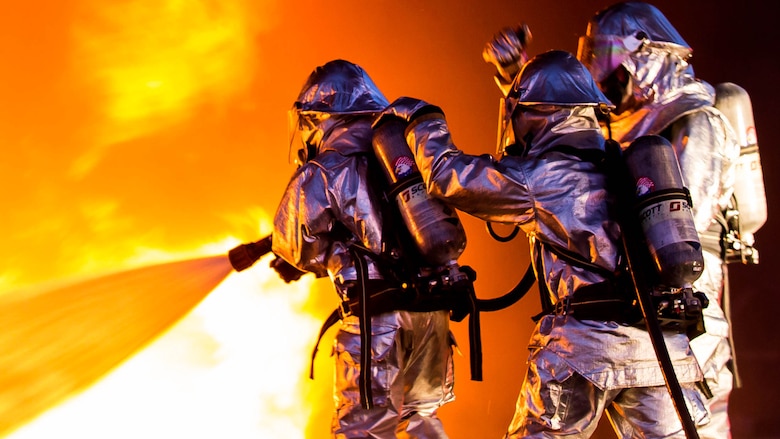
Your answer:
[294,59,389,115]
[499,50,612,156]
[578,1,691,83]
[288,59,389,164]
[512,50,612,107]
[578,3,714,143]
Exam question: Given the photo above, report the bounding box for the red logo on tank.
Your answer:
[393,156,417,178]
[636,176,655,196]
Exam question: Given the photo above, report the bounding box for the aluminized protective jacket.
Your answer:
[403,106,704,437]
[580,3,741,437]
[273,119,386,282]
[406,107,703,388]
[272,119,455,438]
[397,50,705,437]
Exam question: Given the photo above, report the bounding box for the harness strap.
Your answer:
[531,238,639,323]
[722,263,742,389]
[308,252,538,393]
[535,282,644,324]
[353,246,374,409]
[533,238,555,321]
[307,244,380,409]
[310,309,340,379]
[308,286,405,381]
[460,281,482,381]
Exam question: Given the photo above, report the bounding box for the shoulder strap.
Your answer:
[532,239,554,322]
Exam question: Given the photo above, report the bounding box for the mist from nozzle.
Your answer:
[0,256,233,437]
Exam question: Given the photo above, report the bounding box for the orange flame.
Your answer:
[2,221,335,438]
[0,0,337,435]
[67,0,274,177]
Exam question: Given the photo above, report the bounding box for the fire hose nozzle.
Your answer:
[228,235,273,272]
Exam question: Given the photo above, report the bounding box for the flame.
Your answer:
[67,0,275,177]
[3,227,331,439]
[0,0,339,435]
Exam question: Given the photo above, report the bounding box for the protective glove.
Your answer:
[270,256,306,283]
[448,267,477,323]
[460,265,477,282]
[372,97,444,131]
[482,24,532,95]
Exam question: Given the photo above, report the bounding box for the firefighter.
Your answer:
[379,50,707,438]
[577,3,747,437]
[270,59,456,438]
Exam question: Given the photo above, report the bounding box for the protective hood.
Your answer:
[501,50,611,157]
[512,50,612,107]
[577,2,715,143]
[294,59,389,115]
[289,59,389,164]
[578,1,691,83]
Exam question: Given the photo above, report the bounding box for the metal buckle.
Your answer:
[339,298,354,319]
[552,297,572,316]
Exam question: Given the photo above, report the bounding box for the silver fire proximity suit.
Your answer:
[384,50,706,439]
[271,60,455,438]
[578,4,741,437]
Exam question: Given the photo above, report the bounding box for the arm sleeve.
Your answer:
[271,165,334,277]
[672,110,738,233]
[406,114,535,224]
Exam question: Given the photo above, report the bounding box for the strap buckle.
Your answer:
[339,298,354,319]
[552,296,572,316]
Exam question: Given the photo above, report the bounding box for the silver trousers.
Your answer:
[331,310,455,439]
[505,346,709,438]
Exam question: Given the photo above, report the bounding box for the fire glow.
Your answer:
[69,0,267,164]
[3,251,324,439]
[0,0,335,437]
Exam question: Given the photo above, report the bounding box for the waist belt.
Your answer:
[310,246,543,408]
[310,254,483,410]
[541,281,644,325]
[541,281,708,338]
[339,280,453,318]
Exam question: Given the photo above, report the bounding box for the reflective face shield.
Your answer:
[287,104,332,167]
[577,2,691,84]
[287,105,303,166]
[577,33,645,83]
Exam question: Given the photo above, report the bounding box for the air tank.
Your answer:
[714,82,767,236]
[371,117,467,267]
[623,135,704,287]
